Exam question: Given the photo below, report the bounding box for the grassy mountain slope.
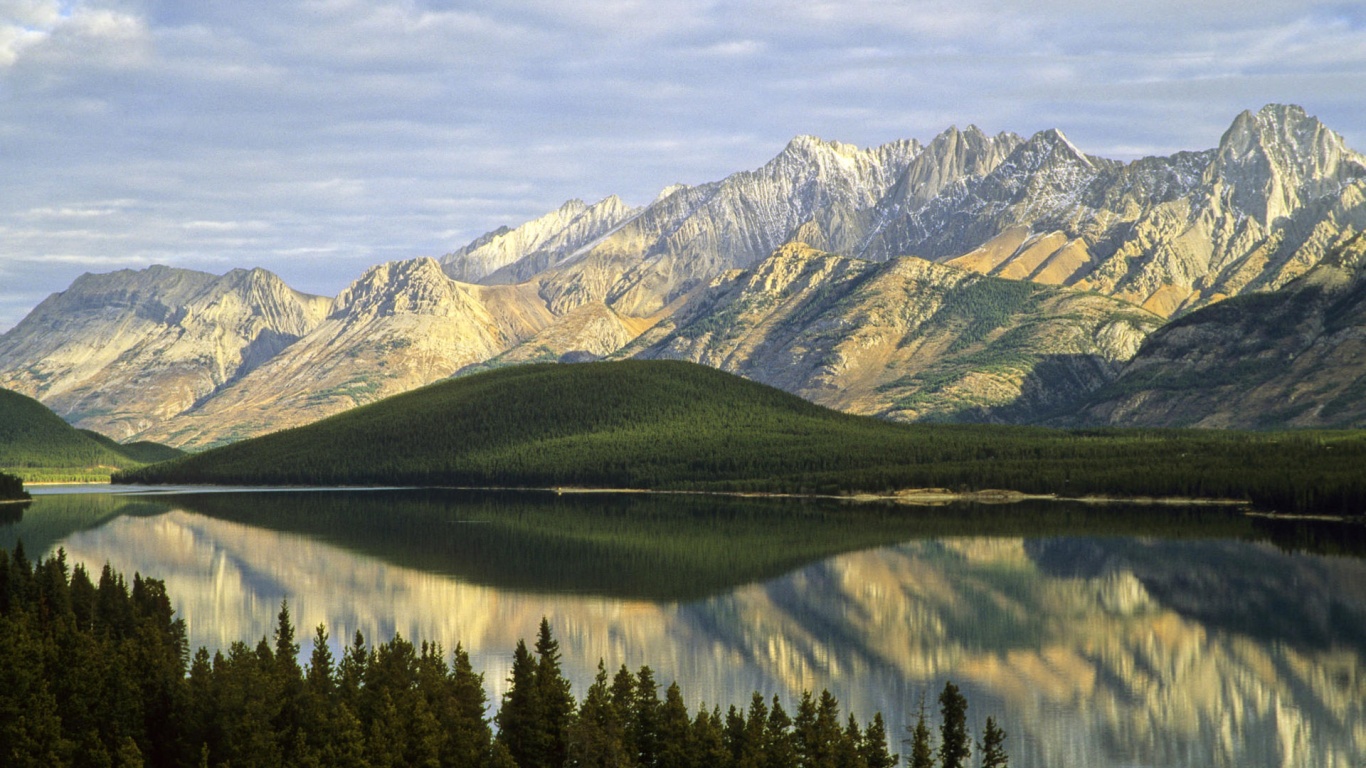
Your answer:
[117,360,1366,516]
[0,387,184,481]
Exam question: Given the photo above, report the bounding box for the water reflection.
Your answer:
[6,490,1365,768]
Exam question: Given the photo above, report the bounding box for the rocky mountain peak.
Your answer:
[654,183,690,203]
[1209,103,1366,223]
[1021,128,1096,170]
[336,257,478,320]
[891,125,1025,208]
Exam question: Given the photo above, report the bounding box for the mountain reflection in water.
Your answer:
[7,489,1365,768]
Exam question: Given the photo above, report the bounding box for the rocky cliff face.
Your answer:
[626,243,1160,422]
[0,266,330,440]
[533,135,922,317]
[1073,230,1366,428]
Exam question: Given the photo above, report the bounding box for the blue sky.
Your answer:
[2,0,1364,330]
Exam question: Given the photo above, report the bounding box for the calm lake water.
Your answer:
[6,487,1365,768]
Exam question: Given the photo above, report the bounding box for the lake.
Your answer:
[6,487,1365,768]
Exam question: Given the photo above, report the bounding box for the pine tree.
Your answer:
[937,681,969,768]
[860,713,896,768]
[633,666,662,768]
[496,639,539,767]
[566,660,627,768]
[762,695,796,768]
[978,716,1008,768]
[906,694,933,768]
[533,619,575,768]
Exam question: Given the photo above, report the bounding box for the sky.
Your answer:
[2,0,1364,331]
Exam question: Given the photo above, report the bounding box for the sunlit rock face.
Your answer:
[52,507,1366,768]
[0,265,330,441]
[626,243,1161,422]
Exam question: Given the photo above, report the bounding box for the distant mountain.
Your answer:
[1074,232,1366,428]
[0,265,330,441]
[3,104,1365,444]
[0,387,183,480]
[623,243,1161,422]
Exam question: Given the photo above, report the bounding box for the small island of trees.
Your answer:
[0,472,28,502]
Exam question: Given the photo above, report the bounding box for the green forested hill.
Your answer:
[0,387,184,481]
[116,360,1366,516]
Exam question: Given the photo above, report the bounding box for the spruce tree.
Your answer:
[449,643,493,768]
[860,712,896,768]
[937,681,969,768]
[762,695,797,768]
[656,682,692,768]
[906,693,933,768]
[633,666,662,768]
[496,640,538,767]
[533,619,575,768]
[978,716,1008,768]
[566,660,627,768]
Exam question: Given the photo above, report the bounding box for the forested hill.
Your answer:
[116,360,1366,516]
[0,387,183,481]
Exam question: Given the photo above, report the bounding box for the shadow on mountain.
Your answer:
[935,352,1120,425]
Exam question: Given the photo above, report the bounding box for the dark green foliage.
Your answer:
[0,472,28,501]
[860,713,896,768]
[77,431,184,464]
[937,681,970,768]
[0,388,183,481]
[115,361,1366,517]
[978,716,1008,768]
[907,698,934,768]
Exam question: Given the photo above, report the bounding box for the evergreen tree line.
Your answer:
[0,546,1009,768]
[115,361,1366,518]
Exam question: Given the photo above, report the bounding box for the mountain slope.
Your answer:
[624,243,1161,422]
[440,196,639,284]
[0,387,184,480]
[0,265,331,440]
[533,136,922,317]
[1075,231,1366,428]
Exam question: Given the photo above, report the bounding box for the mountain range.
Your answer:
[2,104,1363,448]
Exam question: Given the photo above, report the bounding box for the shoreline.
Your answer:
[544,485,1253,507]
[83,479,1357,521]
